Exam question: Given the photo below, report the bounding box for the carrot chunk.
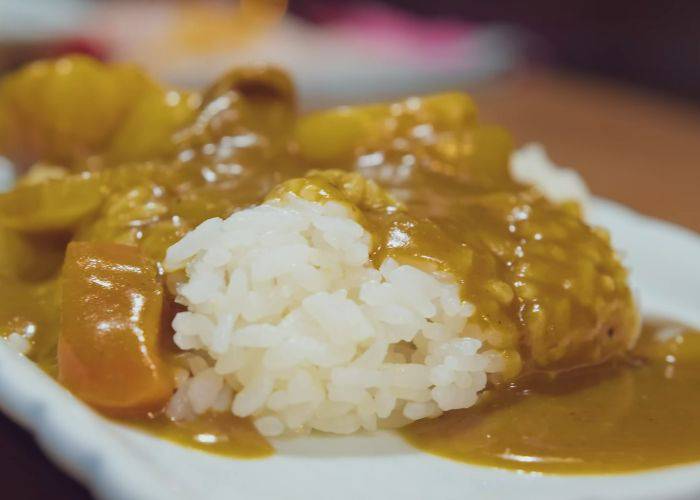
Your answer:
[59,242,174,415]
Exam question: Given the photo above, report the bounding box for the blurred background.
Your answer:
[0,2,698,498]
[2,0,700,102]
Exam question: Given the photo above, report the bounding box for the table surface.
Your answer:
[474,70,700,232]
[1,70,699,499]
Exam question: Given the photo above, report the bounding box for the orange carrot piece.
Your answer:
[59,242,174,416]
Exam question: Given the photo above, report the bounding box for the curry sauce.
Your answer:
[0,57,692,471]
[402,321,700,473]
[121,412,273,459]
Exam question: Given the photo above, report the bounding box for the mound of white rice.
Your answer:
[1,332,32,355]
[510,143,590,207]
[163,194,504,436]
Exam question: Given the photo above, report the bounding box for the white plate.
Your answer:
[1,198,699,500]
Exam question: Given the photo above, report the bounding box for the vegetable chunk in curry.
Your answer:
[59,242,173,416]
[0,57,637,421]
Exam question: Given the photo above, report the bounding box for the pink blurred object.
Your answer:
[310,3,478,63]
[46,36,108,60]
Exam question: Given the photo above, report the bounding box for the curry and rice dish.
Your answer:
[0,56,699,474]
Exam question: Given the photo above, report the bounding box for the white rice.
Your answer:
[163,194,504,436]
[510,143,590,207]
[1,332,32,355]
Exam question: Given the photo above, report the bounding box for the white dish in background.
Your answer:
[0,197,698,500]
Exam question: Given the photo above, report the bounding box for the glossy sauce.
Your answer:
[0,58,688,467]
[121,412,273,458]
[401,321,700,473]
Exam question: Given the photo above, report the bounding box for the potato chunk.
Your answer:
[0,56,196,168]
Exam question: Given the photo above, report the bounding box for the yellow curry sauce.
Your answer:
[0,57,694,471]
[122,413,273,458]
[402,321,700,473]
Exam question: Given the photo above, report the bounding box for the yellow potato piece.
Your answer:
[0,175,103,232]
[0,56,197,168]
[294,92,477,164]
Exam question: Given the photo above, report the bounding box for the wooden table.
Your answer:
[473,70,700,232]
[1,70,698,499]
